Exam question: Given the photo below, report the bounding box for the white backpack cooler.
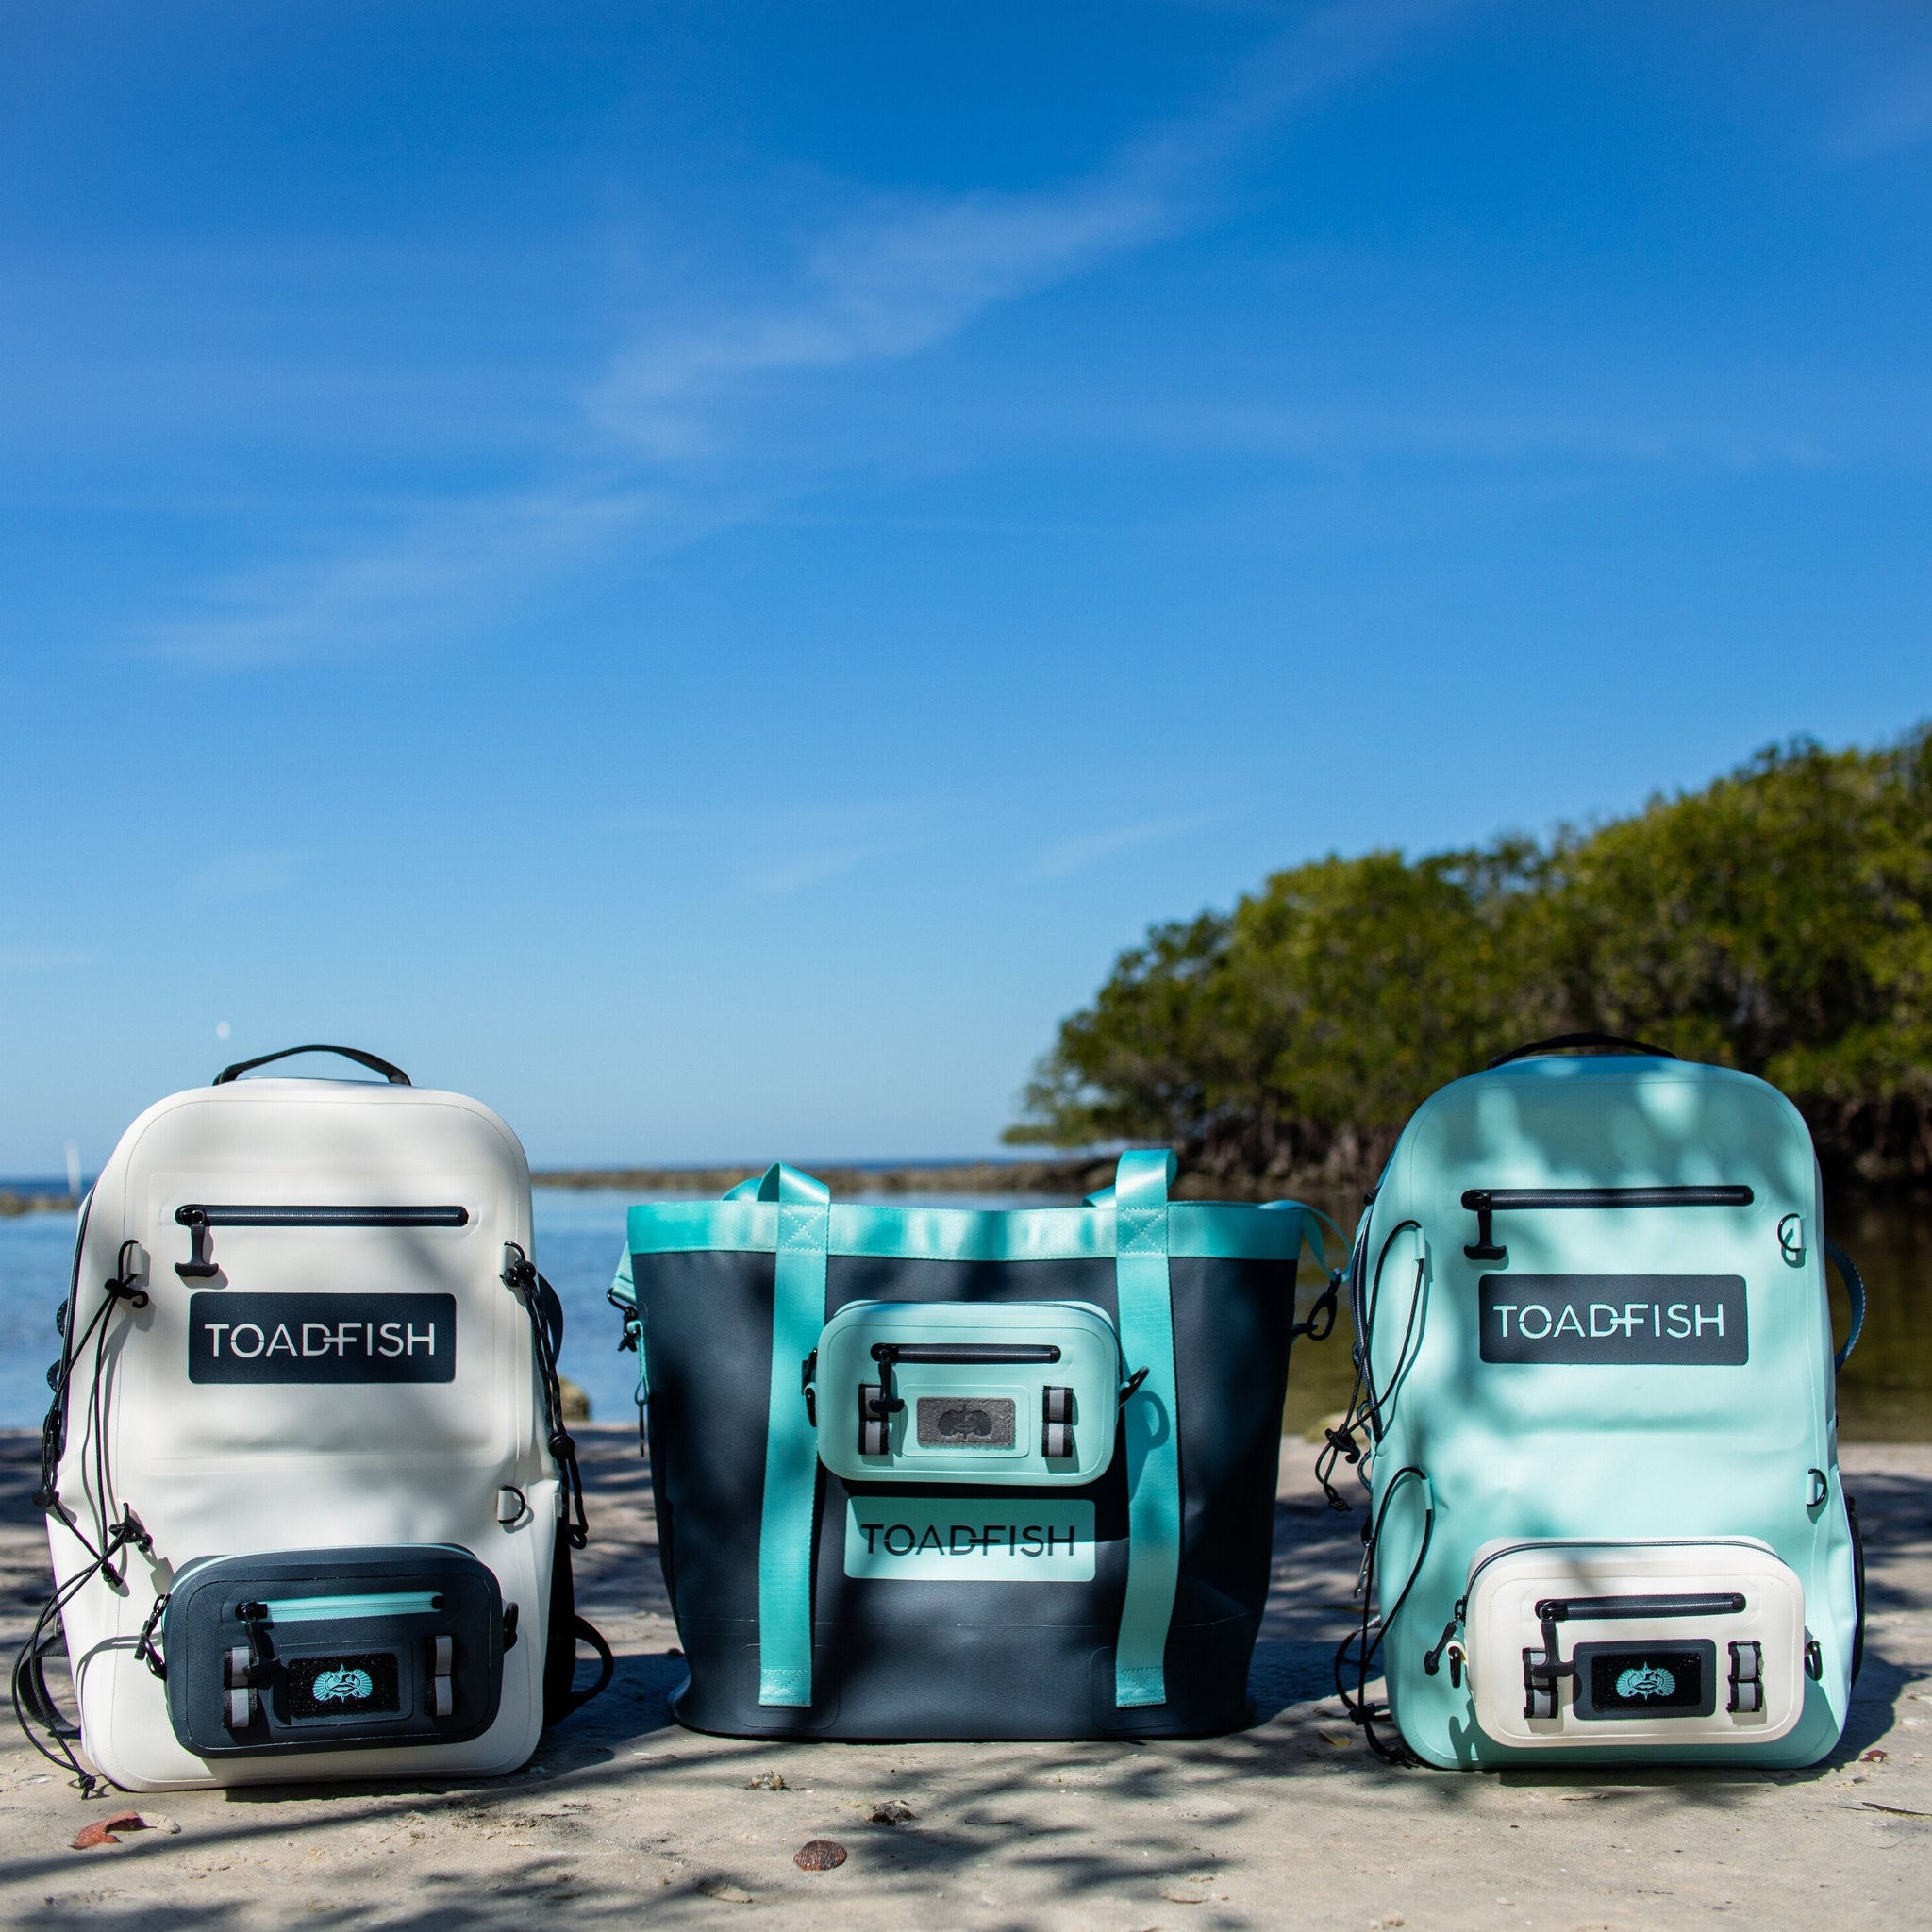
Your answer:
[19,1046,607,1792]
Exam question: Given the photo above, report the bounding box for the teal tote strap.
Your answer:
[1111,1148,1182,1708]
[1263,1199,1348,1272]
[1262,1198,1350,1338]
[750,1162,832,1707]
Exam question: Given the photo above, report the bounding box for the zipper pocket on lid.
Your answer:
[174,1203,470,1280]
[1460,1186,1754,1262]
[862,1341,1065,1425]
[1462,1536,1770,1600]
[870,1344,1063,1366]
[246,1591,446,1624]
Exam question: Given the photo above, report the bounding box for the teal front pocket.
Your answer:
[812,1300,1123,1485]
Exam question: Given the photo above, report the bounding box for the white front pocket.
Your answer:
[1464,1540,1806,1748]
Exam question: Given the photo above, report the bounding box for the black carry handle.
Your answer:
[1537,1592,1744,1623]
[214,1044,411,1086]
[870,1343,1063,1366]
[1488,1031,1678,1071]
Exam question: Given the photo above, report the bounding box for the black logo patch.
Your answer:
[915,1395,1016,1448]
[286,1651,402,1719]
[188,1293,457,1384]
[1478,1275,1747,1365]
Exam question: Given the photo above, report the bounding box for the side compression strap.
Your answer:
[1112,1149,1181,1708]
[746,1164,830,1707]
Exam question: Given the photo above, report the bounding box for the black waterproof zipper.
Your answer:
[1460,1185,1754,1261]
[174,1203,470,1280]
[869,1343,1062,1367]
[861,1341,1063,1422]
[1537,1591,1744,1623]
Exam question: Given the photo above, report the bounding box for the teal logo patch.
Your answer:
[1614,1664,1677,1701]
[310,1666,376,1704]
[843,1498,1095,1582]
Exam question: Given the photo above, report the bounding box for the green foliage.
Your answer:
[1008,725,1932,1188]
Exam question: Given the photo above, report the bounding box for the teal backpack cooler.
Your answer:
[610,1151,1336,1740]
[1332,1036,1867,1769]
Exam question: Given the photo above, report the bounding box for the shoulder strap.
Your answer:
[1825,1237,1867,1370]
[501,1246,589,1551]
[753,1164,831,1707]
[1111,1148,1182,1707]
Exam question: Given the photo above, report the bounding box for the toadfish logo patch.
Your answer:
[1478,1275,1747,1365]
[189,1292,457,1384]
[1614,1664,1677,1701]
[310,1667,375,1704]
[843,1498,1095,1582]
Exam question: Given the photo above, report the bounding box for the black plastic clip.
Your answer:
[135,1593,170,1681]
[801,1350,818,1426]
[1522,1602,1576,1718]
[1462,1191,1507,1263]
[174,1208,219,1281]
[1295,1270,1341,1342]
[109,1239,151,1307]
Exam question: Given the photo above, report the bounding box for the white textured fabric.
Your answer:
[48,1076,557,1790]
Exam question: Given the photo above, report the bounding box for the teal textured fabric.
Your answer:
[1355,1052,1861,1767]
[1108,1150,1182,1707]
[625,1198,1298,1263]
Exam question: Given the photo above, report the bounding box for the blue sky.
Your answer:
[3,0,1931,1173]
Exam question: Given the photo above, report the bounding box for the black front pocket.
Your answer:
[163,1547,505,1757]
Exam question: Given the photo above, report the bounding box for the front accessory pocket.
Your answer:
[1462,1540,1805,1748]
[810,1301,1124,1486]
[162,1546,505,1757]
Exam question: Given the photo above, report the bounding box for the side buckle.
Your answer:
[1522,1605,1575,1719]
[1727,1640,1763,1714]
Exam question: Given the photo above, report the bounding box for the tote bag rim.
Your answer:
[623,1198,1302,1264]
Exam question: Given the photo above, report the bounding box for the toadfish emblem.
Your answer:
[310,1667,375,1704]
[1615,1663,1676,1701]
[935,1406,995,1439]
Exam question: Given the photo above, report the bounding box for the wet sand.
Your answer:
[1,1429,1925,1930]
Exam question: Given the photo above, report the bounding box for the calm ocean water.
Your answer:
[0,1188,1061,1436]
[0,1188,1923,1438]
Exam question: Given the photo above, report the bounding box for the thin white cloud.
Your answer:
[139,0,1469,670]
[744,842,915,897]
[188,850,302,898]
[0,947,92,970]
[142,484,670,668]
[593,0,1460,453]
[1033,813,1220,879]
[1830,68,1932,161]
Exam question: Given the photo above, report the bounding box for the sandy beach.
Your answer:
[0,1429,1924,1930]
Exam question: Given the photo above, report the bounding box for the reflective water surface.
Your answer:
[1279,1190,1932,1444]
[0,1187,1923,1440]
